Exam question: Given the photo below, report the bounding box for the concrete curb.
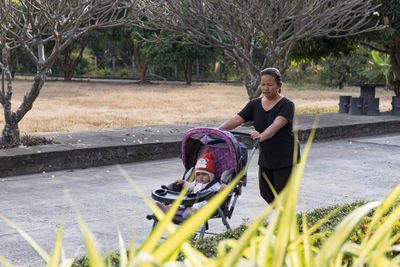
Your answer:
[0,142,182,178]
[1,113,400,178]
[298,120,400,142]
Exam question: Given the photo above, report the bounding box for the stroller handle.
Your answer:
[230,128,259,174]
[229,130,251,137]
[229,130,259,150]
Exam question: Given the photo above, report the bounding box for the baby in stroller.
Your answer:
[147,127,251,238]
[156,152,227,218]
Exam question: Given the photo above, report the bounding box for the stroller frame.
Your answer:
[146,128,253,239]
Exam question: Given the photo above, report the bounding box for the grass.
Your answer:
[0,80,394,133]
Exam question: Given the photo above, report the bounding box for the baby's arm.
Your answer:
[175,179,186,185]
[175,180,195,191]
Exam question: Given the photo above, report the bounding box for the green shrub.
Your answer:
[94,67,113,77]
[115,68,131,78]
[297,201,368,233]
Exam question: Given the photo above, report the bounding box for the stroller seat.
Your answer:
[146,128,248,238]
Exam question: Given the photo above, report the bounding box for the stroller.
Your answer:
[146,127,255,238]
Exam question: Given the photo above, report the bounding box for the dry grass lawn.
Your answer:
[0,80,394,133]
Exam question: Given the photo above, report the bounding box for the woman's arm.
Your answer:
[218,115,245,130]
[251,116,288,142]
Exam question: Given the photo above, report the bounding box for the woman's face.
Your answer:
[260,74,281,99]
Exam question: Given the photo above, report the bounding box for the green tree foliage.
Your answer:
[290,37,358,64]
[317,47,370,88]
[360,50,393,85]
[361,0,400,95]
[139,32,220,84]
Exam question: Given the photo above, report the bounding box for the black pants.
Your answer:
[258,165,293,204]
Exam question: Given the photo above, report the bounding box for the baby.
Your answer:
[157,152,225,218]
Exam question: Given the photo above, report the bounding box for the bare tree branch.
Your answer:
[138,0,384,99]
[360,41,387,54]
[0,0,147,145]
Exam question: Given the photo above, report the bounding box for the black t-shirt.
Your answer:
[238,97,300,169]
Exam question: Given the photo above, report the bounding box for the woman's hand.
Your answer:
[175,179,185,185]
[250,116,289,142]
[250,130,262,141]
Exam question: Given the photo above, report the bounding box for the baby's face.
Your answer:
[195,172,211,184]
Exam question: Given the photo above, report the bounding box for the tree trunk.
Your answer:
[2,115,20,146]
[385,71,394,91]
[386,37,400,96]
[1,73,20,146]
[140,63,148,84]
[59,43,86,81]
[134,46,148,84]
[334,74,345,89]
[298,62,308,82]
[1,69,48,147]
[1,47,20,146]
[394,80,400,97]
[244,68,261,100]
[7,57,17,79]
[182,60,193,85]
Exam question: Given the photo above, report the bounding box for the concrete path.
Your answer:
[0,133,399,266]
[1,112,400,178]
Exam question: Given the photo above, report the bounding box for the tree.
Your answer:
[55,35,88,81]
[0,0,144,146]
[360,50,393,87]
[288,37,359,87]
[138,0,383,99]
[86,27,136,79]
[132,27,154,83]
[140,32,219,84]
[319,50,370,88]
[358,0,400,96]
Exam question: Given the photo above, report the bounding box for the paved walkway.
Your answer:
[1,112,400,178]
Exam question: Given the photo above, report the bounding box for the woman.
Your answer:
[218,67,300,204]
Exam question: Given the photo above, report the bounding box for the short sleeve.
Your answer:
[278,101,294,123]
[238,101,254,122]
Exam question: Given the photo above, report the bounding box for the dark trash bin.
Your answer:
[360,84,376,99]
[392,96,400,116]
[338,96,351,113]
[365,98,380,116]
[348,97,364,115]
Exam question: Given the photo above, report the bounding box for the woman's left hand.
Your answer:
[250,130,262,140]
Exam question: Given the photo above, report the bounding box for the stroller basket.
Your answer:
[146,127,252,238]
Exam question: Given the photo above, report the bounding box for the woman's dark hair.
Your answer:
[261,67,282,85]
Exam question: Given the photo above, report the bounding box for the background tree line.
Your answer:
[9,25,395,90]
[0,0,398,147]
[10,0,400,93]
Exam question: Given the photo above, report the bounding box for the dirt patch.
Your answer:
[1,80,394,133]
